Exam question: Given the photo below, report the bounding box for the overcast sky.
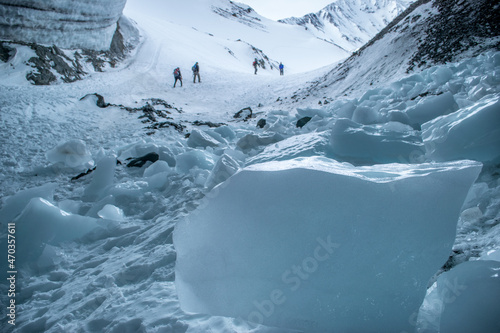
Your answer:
[242,0,335,20]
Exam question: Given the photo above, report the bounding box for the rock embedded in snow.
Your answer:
[422,94,500,163]
[174,156,482,333]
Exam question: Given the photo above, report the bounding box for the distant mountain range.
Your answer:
[279,0,414,52]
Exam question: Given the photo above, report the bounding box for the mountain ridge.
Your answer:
[278,0,414,52]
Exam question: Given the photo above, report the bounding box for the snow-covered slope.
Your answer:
[0,0,127,50]
[279,0,414,52]
[293,0,500,104]
[123,0,350,74]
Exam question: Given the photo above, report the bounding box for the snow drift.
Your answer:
[174,157,481,332]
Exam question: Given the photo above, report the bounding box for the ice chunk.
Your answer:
[14,198,102,260]
[247,131,331,165]
[214,125,236,140]
[351,105,380,124]
[187,129,221,149]
[205,154,240,190]
[174,157,481,332]
[406,92,458,127]
[143,160,172,178]
[330,118,424,164]
[236,133,284,153]
[422,95,500,162]
[0,183,56,223]
[430,66,454,85]
[330,100,356,119]
[175,150,215,174]
[83,156,116,202]
[98,204,125,222]
[417,260,500,333]
[46,139,93,170]
[296,108,328,119]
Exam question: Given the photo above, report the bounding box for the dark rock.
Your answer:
[256,119,266,128]
[71,167,97,181]
[234,107,253,121]
[24,43,86,85]
[127,153,159,168]
[80,93,110,108]
[296,116,312,128]
[0,41,15,62]
[192,120,226,128]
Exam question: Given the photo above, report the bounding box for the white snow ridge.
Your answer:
[0,0,500,332]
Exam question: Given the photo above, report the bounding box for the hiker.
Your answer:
[173,67,182,87]
[192,62,201,83]
[253,58,258,75]
[279,62,284,76]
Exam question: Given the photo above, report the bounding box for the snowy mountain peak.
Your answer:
[279,0,415,52]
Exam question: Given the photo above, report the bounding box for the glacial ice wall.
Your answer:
[0,0,127,50]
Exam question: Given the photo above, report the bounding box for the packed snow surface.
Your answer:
[0,0,500,332]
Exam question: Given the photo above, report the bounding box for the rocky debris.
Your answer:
[192,120,226,128]
[2,16,139,85]
[233,107,253,121]
[146,121,185,134]
[296,116,312,128]
[24,43,86,85]
[408,0,500,71]
[80,94,185,135]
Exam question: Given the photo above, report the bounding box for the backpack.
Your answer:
[174,68,180,76]
[192,64,198,72]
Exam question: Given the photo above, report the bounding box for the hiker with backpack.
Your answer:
[279,62,284,76]
[173,67,182,88]
[253,58,258,75]
[192,62,201,83]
